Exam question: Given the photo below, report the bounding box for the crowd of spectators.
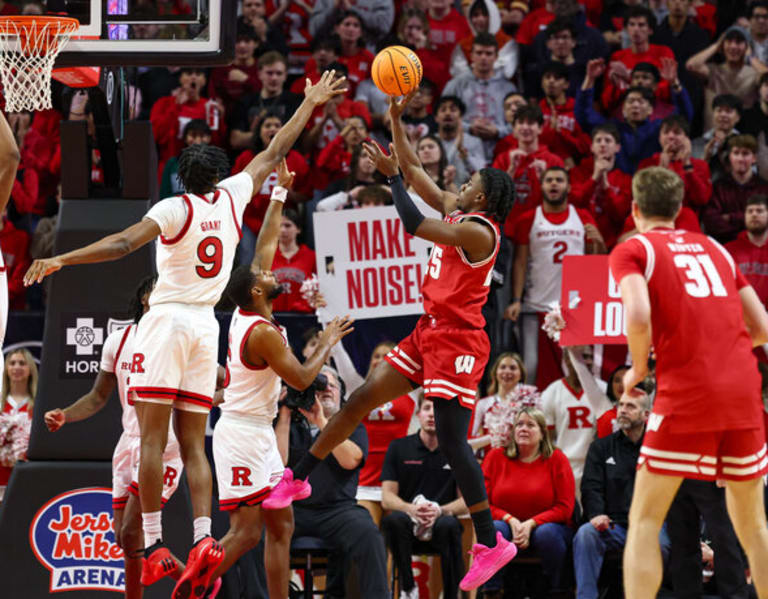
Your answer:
[5,0,768,596]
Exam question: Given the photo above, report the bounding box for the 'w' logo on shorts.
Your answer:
[647,413,664,432]
[454,355,476,375]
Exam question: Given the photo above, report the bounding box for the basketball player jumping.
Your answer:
[211,158,352,597]
[0,111,20,347]
[24,71,348,599]
[270,93,518,590]
[610,166,768,599]
[43,275,186,599]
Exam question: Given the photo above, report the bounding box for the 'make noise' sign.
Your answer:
[560,255,627,345]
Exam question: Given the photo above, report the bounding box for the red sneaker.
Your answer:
[172,537,225,599]
[140,541,178,586]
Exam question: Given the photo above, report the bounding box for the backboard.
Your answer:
[48,0,236,66]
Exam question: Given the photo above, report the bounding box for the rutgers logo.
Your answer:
[231,467,252,487]
[130,353,145,374]
[454,355,476,375]
[567,406,592,429]
[30,488,125,593]
[163,466,178,488]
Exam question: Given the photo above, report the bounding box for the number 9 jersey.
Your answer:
[145,172,253,307]
[609,227,762,434]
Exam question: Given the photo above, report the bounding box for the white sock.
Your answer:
[142,511,162,548]
[193,516,211,543]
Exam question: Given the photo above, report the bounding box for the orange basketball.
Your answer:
[372,45,423,96]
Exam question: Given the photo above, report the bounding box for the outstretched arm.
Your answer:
[24,218,160,286]
[389,94,457,216]
[0,112,20,216]
[253,159,294,272]
[243,70,348,189]
[43,370,117,431]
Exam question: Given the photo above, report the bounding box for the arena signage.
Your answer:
[59,313,108,378]
[314,205,439,320]
[29,487,125,593]
[560,255,627,345]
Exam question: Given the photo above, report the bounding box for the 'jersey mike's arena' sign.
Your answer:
[30,487,125,593]
[560,255,627,345]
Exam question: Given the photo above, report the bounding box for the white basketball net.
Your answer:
[0,17,78,112]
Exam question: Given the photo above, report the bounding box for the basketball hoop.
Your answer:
[0,16,79,112]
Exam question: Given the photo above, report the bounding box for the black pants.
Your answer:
[293,503,389,598]
[382,510,465,599]
[667,479,749,599]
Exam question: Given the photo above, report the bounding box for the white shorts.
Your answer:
[128,303,219,414]
[111,430,183,510]
[213,413,284,511]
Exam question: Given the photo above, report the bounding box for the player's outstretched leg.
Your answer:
[210,505,265,580]
[263,506,294,598]
[623,467,682,599]
[432,397,517,590]
[172,409,223,599]
[725,477,768,598]
[279,362,413,492]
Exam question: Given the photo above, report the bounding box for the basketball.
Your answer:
[372,46,423,97]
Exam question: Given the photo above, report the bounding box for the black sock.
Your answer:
[470,508,497,547]
[292,452,321,481]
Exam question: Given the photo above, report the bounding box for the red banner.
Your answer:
[560,255,627,345]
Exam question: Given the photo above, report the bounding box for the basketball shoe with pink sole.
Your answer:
[262,468,312,510]
[459,532,518,591]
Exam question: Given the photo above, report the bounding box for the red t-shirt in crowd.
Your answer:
[538,98,591,164]
[428,8,472,63]
[597,407,617,438]
[307,98,371,151]
[601,45,675,111]
[516,7,554,46]
[609,228,761,433]
[637,155,712,210]
[360,394,416,487]
[0,218,30,310]
[306,49,374,96]
[726,231,768,308]
[482,446,575,525]
[271,244,316,313]
[265,0,314,69]
[621,206,702,236]
[208,63,261,115]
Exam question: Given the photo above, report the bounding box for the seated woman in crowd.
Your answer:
[270,209,316,314]
[482,407,575,599]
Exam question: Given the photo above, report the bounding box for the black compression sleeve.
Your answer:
[388,174,425,235]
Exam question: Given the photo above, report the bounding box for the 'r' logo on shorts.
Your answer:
[647,413,664,432]
[231,467,252,486]
[130,353,145,374]
[163,466,178,487]
[454,355,476,374]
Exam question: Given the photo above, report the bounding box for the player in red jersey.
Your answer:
[609,166,768,599]
[275,93,516,591]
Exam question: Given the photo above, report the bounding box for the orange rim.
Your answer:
[0,16,79,35]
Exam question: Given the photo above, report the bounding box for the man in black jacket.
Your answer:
[573,390,669,599]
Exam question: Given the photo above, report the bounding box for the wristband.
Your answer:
[511,297,521,303]
[270,185,288,203]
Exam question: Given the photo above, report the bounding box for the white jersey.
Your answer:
[101,325,140,436]
[221,309,287,424]
[540,378,596,488]
[145,172,253,306]
[524,205,586,312]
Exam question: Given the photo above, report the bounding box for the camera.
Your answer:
[282,373,328,412]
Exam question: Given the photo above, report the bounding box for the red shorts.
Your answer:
[639,414,768,481]
[384,315,488,409]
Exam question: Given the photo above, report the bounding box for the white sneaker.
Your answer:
[400,586,419,599]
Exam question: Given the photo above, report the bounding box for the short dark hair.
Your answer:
[504,90,526,104]
[513,104,544,125]
[236,23,258,42]
[180,66,205,76]
[625,6,656,29]
[357,185,391,206]
[418,77,436,96]
[544,16,577,39]
[323,60,349,77]
[712,93,743,115]
[751,1,768,18]
[624,86,655,107]
[436,95,466,115]
[182,118,212,139]
[541,61,570,81]
[633,167,684,219]
[257,51,287,69]
[632,61,660,82]
[472,31,498,48]
[592,122,621,143]
[283,207,301,230]
[479,167,514,223]
[747,194,768,209]
[177,144,230,195]
[542,165,569,181]
[728,134,758,154]
[660,114,690,137]
[724,27,749,43]
[130,275,157,323]
[225,265,257,310]
[311,33,342,54]
[760,71,768,87]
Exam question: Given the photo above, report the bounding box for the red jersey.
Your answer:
[610,228,762,433]
[601,45,675,110]
[422,211,500,329]
[428,8,472,63]
[726,231,768,308]
[516,7,554,45]
[265,0,314,71]
[637,154,712,209]
[538,98,591,163]
[359,394,416,487]
[270,244,316,313]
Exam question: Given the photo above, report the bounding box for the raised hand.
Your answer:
[319,315,355,346]
[585,58,606,82]
[388,89,418,120]
[276,158,295,189]
[659,57,679,83]
[362,141,399,177]
[304,69,348,106]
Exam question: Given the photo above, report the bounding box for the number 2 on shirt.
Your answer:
[674,254,727,298]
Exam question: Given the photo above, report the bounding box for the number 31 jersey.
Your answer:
[145,172,253,306]
[610,227,761,434]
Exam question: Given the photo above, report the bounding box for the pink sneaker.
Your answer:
[459,532,518,591]
[262,468,312,510]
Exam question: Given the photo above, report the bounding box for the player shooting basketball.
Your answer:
[23,71,347,599]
